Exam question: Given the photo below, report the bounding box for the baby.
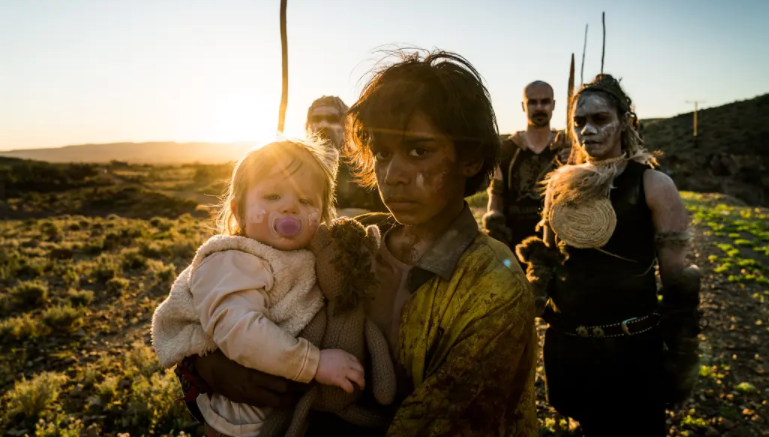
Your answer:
[152,139,364,436]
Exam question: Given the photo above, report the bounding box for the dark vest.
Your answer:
[549,160,657,326]
[500,138,560,248]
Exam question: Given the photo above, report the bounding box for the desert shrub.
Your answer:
[106,277,130,294]
[147,260,177,285]
[92,255,120,282]
[95,375,121,403]
[125,371,187,433]
[67,289,94,307]
[101,231,122,251]
[13,280,49,307]
[16,257,46,279]
[34,412,84,437]
[0,293,9,313]
[42,304,84,331]
[121,248,148,270]
[39,221,62,241]
[125,342,163,379]
[84,237,104,255]
[150,217,173,231]
[79,364,101,388]
[49,246,75,260]
[66,222,82,232]
[0,313,41,340]
[169,239,197,260]
[62,268,80,288]
[1,372,67,421]
[0,251,22,279]
[139,241,163,258]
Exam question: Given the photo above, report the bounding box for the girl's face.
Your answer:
[572,92,624,160]
[234,155,325,251]
[373,112,478,226]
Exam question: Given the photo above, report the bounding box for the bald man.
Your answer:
[483,81,571,251]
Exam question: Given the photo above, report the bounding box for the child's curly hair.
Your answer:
[217,138,339,235]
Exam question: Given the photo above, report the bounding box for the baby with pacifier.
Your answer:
[151,139,365,437]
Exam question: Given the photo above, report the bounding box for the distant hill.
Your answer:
[643,93,769,206]
[0,142,257,164]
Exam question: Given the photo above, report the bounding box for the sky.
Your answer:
[1,0,768,151]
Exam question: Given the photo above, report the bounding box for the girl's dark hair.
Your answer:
[345,49,500,197]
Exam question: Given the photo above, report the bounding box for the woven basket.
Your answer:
[550,197,617,248]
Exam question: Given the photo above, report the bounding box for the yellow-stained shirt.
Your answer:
[359,207,538,437]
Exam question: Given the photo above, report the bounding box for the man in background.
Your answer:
[306,96,387,213]
[483,81,570,251]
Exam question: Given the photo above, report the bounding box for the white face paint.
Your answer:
[246,206,267,224]
[571,93,623,160]
[416,173,425,189]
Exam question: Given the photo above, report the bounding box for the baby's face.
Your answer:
[237,157,325,251]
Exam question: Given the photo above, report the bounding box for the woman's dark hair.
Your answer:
[344,49,500,197]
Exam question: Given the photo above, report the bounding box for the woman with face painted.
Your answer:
[516,75,700,436]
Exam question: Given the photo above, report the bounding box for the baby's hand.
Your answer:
[314,349,365,394]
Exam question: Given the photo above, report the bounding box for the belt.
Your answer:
[554,313,661,338]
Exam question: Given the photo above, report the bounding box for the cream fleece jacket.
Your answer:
[151,235,325,436]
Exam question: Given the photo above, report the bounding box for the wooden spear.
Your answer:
[277,0,288,133]
[600,12,606,74]
[580,24,588,85]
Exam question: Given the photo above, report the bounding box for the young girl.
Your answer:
[152,139,365,437]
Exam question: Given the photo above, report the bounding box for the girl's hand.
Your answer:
[314,349,365,393]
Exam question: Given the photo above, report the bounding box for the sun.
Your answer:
[205,94,306,145]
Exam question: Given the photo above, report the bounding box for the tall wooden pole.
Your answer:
[277,0,288,133]
[685,100,706,139]
[600,12,606,74]
[580,24,588,85]
[566,53,574,131]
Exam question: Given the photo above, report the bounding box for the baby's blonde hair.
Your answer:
[217,138,339,236]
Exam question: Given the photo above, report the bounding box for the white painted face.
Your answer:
[571,92,624,160]
[234,155,324,251]
[308,105,344,149]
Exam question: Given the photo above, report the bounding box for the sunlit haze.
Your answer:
[1,0,767,151]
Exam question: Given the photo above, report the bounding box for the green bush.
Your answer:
[42,304,84,331]
[147,260,176,285]
[106,277,130,293]
[121,248,148,270]
[0,313,41,340]
[13,280,49,307]
[95,375,121,403]
[1,372,67,421]
[34,412,84,437]
[67,289,94,307]
[125,371,187,433]
[125,342,162,379]
[93,255,120,282]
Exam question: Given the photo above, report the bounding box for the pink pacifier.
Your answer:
[274,217,302,238]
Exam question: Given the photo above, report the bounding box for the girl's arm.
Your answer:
[191,251,320,383]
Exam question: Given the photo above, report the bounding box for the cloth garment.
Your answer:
[152,235,324,437]
[543,160,666,435]
[351,205,539,437]
[492,130,569,249]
